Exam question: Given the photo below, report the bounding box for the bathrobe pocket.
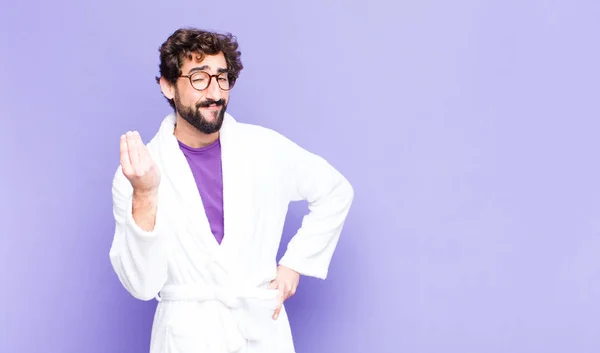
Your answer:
[166,323,211,353]
[164,302,235,353]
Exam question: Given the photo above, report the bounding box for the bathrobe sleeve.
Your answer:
[276,133,354,280]
[108,166,168,301]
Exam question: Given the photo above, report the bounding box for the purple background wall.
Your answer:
[1,0,600,352]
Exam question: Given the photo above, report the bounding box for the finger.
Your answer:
[135,132,153,176]
[273,286,285,320]
[132,131,146,174]
[284,282,294,300]
[137,136,153,171]
[126,131,141,172]
[268,280,278,290]
[273,297,283,320]
[280,283,288,301]
[279,284,286,300]
[119,134,133,175]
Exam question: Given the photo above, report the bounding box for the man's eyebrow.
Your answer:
[187,66,229,75]
[187,65,209,74]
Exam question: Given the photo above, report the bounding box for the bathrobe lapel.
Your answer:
[153,113,255,275]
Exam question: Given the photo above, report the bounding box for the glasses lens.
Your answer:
[190,72,210,90]
[190,72,232,91]
[216,75,231,90]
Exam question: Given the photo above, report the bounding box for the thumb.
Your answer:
[268,280,279,290]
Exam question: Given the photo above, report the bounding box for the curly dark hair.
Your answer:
[155,28,243,110]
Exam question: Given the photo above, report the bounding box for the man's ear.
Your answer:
[159,77,175,100]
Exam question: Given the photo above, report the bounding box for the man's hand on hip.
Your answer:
[268,265,300,320]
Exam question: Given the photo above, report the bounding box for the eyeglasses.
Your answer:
[179,71,233,91]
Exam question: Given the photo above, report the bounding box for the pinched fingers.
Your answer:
[126,131,142,173]
[122,131,154,177]
[137,137,154,173]
[119,134,133,176]
[121,131,153,177]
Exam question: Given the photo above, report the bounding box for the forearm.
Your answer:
[132,189,158,232]
[280,175,354,279]
[109,170,168,300]
[268,129,355,279]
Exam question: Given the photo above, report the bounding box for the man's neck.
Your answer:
[173,116,219,148]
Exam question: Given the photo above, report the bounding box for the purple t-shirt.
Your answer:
[178,138,224,244]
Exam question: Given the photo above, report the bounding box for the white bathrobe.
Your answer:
[109,112,354,353]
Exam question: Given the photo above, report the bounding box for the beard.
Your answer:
[173,90,227,134]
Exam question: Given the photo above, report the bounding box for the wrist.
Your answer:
[278,264,299,276]
[133,187,158,199]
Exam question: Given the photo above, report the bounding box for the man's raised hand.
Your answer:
[120,131,161,194]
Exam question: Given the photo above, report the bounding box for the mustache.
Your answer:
[197,99,225,108]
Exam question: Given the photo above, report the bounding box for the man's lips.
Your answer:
[200,104,221,110]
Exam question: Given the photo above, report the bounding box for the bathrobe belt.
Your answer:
[156,284,279,352]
